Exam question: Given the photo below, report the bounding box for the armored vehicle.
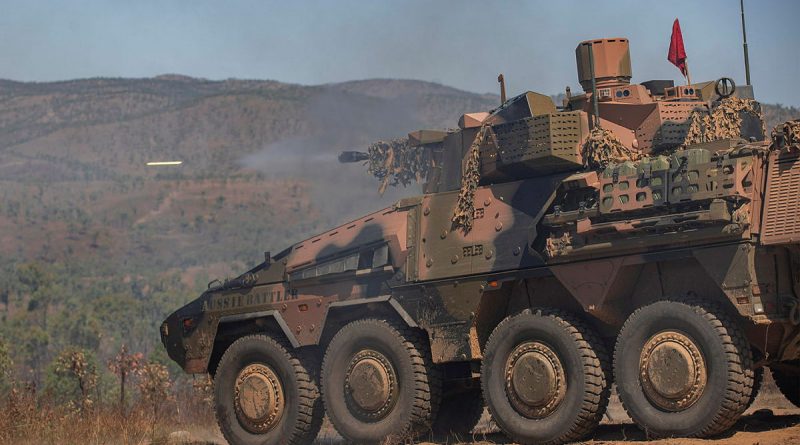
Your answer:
[162,37,800,445]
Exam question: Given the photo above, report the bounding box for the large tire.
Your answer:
[745,366,764,410]
[213,335,323,445]
[772,364,800,408]
[431,387,484,438]
[481,309,611,445]
[614,299,754,438]
[321,318,441,444]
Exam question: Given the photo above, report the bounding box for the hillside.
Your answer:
[0,77,499,274]
[0,77,797,273]
[0,76,797,389]
[0,77,798,277]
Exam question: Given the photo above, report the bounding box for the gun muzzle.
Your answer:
[338,151,369,163]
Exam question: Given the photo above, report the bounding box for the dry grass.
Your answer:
[0,385,219,445]
[2,374,798,445]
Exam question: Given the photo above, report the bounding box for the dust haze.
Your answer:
[239,87,428,228]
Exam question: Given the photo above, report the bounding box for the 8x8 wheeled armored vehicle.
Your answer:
[162,37,800,444]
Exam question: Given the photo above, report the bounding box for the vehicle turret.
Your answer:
[343,37,766,199]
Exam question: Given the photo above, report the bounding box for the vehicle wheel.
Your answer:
[213,335,323,445]
[431,387,484,437]
[481,309,611,445]
[321,318,441,444]
[745,366,764,410]
[614,299,754,438]
[772,364,800,408]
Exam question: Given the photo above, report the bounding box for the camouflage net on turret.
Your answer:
[773,119,800,149]
[366,138,430,195]
[582,127,640,170]
[684,97,765,147]
[451,125,493,233]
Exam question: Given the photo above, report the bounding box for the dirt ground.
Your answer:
[577,376,800,445]
[188,372,800,445]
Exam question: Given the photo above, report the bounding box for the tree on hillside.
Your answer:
[50,311,101,352]
[0,289,8,321]
[17,325,49,385]
[107,344,142,412]
[136,361,173,422]
[0,338,12,387]
[0,339,12,414]
[51,347,98,411]
[16,263,57,331]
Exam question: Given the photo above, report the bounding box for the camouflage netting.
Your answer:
[451,125,492,233]
[582,127,640,170]
[684,97,766,147]
[366,138,431,195]
[773,119,800,149]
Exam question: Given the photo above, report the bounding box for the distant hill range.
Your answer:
[0,77,496,181]
[0,76,794,182]
[0,77,797,280]
[0,77,499,278]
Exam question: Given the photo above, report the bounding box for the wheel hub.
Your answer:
[505,341,567,418]
[234,363,284,434]
[639,330,707,411]
[345,349,398,421]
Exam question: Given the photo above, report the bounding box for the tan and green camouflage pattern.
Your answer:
[162,38,800,376]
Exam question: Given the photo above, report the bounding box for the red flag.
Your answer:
[668,18,688,77]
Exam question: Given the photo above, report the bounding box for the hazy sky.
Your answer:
[0,0,798,106]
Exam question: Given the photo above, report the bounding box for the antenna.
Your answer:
[587,43,601,129]
[740,0,751,85]
[497,74,507,104]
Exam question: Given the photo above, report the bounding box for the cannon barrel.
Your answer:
[338,150,370,163]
